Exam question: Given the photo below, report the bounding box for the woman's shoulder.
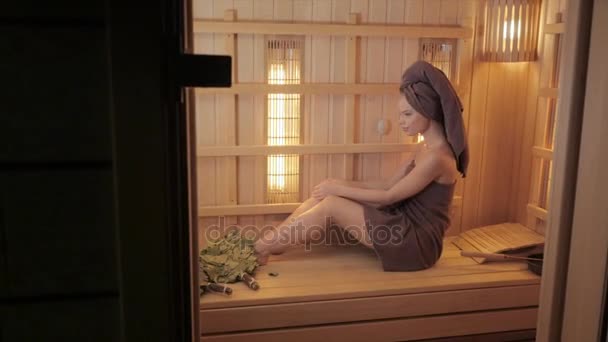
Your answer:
[415,145,459,182]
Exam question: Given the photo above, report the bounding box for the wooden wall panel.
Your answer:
[327,0,348,182]
[516,0,563,235]
[380,0,405,182]
[213,2,238,233]
[359,0,387,184]
[507,64,532,222]
[194,0,477,239]
[296,0,314,200]
[465,0,566,236]
[402,0,423,152]
[465,62,536,231]
[440,0,459,25]
[307,0,332,199]
[351,0,369,181]
[252,0,274,227]
[234,0,256,229]
[448,0,476,236]
[423,0,441,24]
[194,1,218,247]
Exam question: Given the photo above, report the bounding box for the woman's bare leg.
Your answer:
[273,197,320,251]
[254,195,373,265]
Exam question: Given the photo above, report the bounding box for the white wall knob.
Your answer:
[377,119,389,136]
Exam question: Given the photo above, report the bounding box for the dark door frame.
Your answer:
[107,0,230,340]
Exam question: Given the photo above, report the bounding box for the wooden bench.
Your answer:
[200,237,540,341]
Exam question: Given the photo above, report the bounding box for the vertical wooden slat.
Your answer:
[344,13,359,180]
[423,0,441,25]
[350,0,369,180]
[512,1,521,61]
[496,0,505,62]
[195,1,218,245]
[526,0,552,232]
[461,0,497,231]
[233,0,255,228]
[327,1,348,181]
[505,0,514,61]
[521,1,532,59]
[295,0,313,200]
[308,0,331,192]
[253,0,273,227]
[273,0,293,22]
[360,0,386,184]
[532,0,541,60]
[440,0,458,25]
[380,0,405,182]
[488,0,498,61]
[450,0,476,235]
[214,9,238,232]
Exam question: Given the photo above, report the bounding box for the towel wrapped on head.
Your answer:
[400,61,469,177]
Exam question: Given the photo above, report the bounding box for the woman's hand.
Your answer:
[312,179,341,200]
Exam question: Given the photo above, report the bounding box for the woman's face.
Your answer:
[398,97,430,136]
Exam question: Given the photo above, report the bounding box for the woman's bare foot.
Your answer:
[255,248,270,265]
[254,228,290,263]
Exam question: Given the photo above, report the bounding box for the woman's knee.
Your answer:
[317,195,342,215]
[304,196,321,205]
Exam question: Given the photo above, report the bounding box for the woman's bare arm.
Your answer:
[333,158,414,190]
[317,155,443,205]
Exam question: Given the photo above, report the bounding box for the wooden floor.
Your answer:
[200,237,541,341]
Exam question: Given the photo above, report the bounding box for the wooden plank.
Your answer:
[403,0,423,80]
[233,0,256,228]
[200,269,538,309]
[200,203,300,216]
[532,146,554,160]
[201,285,540,334]
[449,0,476,236]
[423,0,441,25]
[295,0,313,200]
[360,0,387,185]
[199,240,531,303]
[344,13,359,181]
[197,143,419,156]
[193,20,474,38]
[273,0,293,21]
[544,23,565,34]
[196,83,399,94]
[515,63,541,227]
[508,63,531,221]
[200,308,538,341]
[308,0,332,199]
[252,0,273,227]
[461,0,490,230]
[197,82,466,96]
[214,10,238,231]
[199,195,463,217]
[327,2,348,181]
[527,204,548,221]
[440,0,458,25]
[381,1,405,183]
[477,63,510,226]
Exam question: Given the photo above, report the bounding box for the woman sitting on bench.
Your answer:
[254,61,469,272]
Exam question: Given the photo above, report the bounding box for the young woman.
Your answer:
[254,61,469,271]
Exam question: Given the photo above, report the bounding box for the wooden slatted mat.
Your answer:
[200,236,539,309]
[452,223,545,263]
